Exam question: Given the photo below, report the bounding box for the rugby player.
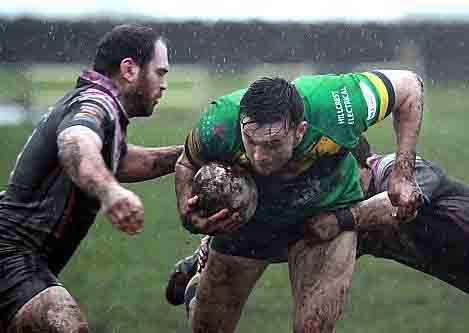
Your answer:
[355,137,469,293]
[0,25,182,332]
[168,135,469,329]
[174,71,424,332]
[304,134,469,294]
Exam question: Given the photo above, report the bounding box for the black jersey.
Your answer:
[359,154,469,293]
[0,69,129,274]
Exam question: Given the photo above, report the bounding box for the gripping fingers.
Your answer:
[187,195,199,209]
[207,210,240,233]
[221,212,242,232]
[208,208,230,222]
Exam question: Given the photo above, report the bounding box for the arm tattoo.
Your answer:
[117,145,184,182]
[151,145,184,176]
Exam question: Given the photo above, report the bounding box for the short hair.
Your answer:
[93,24,163,76]
[240,77,304,130]
[351,135,373,167]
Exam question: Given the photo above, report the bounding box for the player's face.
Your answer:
[130,40,169,117]
[241,118,306,176]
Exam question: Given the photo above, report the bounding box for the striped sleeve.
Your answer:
[361,71,396,126]
[184,128,206,167]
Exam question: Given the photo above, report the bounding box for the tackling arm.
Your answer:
[304,192,402,243]
[117,144,184,183]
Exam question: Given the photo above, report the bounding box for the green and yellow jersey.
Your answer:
[185,71,395,227]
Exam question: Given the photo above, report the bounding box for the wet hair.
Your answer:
[239,77,304,131]
[93,24,163,76]
[351,135,373,167]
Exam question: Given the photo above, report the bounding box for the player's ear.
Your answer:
[120,57,140,83]
[295,121,308,145]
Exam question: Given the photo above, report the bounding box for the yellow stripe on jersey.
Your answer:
[186,129,206,166]
[295,136,342,175]
[232,136,341,175]
[234,151,250,167]
[363,72,390,122]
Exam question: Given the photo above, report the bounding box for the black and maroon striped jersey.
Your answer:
[0,70,128,275]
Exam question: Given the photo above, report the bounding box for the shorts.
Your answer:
[0,243,61,329]
[357,177,469,293]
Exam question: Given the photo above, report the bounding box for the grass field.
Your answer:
[1,65,469,332]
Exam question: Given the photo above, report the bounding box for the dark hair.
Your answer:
[93,24,163,76]
[351,135,373,167]
[240,77,304,130]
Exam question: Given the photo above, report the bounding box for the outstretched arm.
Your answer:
[304,192,404,243]
[117,144,184,183]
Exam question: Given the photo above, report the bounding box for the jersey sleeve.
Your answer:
[185,90,245,166]
[360,71,396,127]
[293,71,395,149]
[57,100,112,141]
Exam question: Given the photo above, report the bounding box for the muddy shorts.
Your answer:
[0,243,61,329]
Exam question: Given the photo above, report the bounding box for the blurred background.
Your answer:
[1,1,469,332]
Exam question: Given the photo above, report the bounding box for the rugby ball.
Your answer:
[192,163,258,224]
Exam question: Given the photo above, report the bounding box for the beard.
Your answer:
[123,75,155,117]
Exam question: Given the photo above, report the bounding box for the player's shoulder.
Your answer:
[212,88,247,105]
[192,89,246,162]
[206,88,246,117]
[198,88,246,135]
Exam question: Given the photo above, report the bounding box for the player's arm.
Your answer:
[175,132,241,235]
[304,192,402,243]
[374,70,424,219]
[57,104,143,235]
[175,148,197,220]
[116,144,184,183]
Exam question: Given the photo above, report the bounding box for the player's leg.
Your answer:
[166,235,211,306]
[6,286,88,333]
[288,232,357,333]
[189,248,268,333]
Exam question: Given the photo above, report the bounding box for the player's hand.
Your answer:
[388,166,423,221]
[184,195,243,235]
[101,185,144,235]
[304,212,342,244]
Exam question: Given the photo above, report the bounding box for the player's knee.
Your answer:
[46,306,89,333]
[325,232,357,272]
[8,286,89,333]
[8,307,89,333]
[293,314,336,333]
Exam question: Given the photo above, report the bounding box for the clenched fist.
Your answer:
[101,184,144,235]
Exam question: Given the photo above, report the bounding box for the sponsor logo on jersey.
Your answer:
[331,86,354,125]
[360,81,377,121]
